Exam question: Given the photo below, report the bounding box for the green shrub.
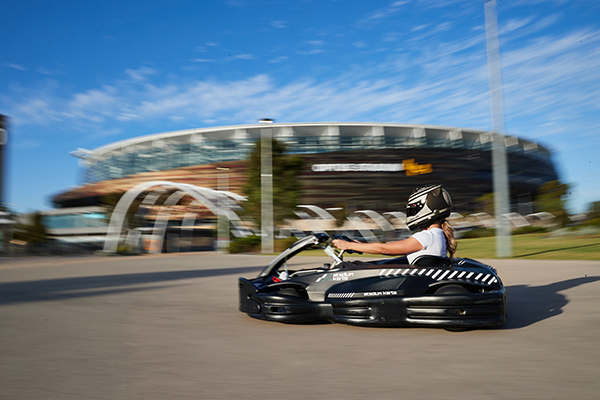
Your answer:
[229,235,262,253]
[461,229,495,239]
[274,237,298,252]
[462,226,551,238]
[229,235,300,253]
[116,244,139,255]
[581,218,600,228]
[513,226,549,235]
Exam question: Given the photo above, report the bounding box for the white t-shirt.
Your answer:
[406,228,447,264]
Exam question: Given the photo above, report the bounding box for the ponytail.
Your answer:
[440,219,457,259]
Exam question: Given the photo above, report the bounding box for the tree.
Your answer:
[331,203,347,228]
[475,193,495,216]
[99,192,123,220]
[589,201,600,219]
[241,139,304,228]
[14,212,47,245]
[535,180,570,227]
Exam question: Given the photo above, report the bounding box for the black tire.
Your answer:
[435,284,470,332]
[435,284,468,295]
[277,287,307,299]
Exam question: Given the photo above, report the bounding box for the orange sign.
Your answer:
[403,159,432,176]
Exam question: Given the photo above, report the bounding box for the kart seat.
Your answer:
[410,255,451,267]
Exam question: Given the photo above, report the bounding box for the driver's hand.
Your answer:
[333,239,354,251]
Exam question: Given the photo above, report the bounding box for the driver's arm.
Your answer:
[333,237,423,256]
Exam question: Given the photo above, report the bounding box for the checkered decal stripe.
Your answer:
[378,268,498,284]
[327,292,355,299]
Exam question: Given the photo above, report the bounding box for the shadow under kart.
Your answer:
[239,233,506,330]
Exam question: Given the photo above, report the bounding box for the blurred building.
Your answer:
[54,122,557,212]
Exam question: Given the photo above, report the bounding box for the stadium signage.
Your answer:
[403,159,433,176]
[311,159,432,176]
[311,163,403,172]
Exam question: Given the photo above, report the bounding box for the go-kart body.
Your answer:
[238,233,506,329]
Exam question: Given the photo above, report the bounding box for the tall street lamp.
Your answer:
[216,166,230,253]
[485,0,512,257]
[259,118,274,254]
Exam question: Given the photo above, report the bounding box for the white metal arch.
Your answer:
[103,180,245,253]
[382,211,408,230]
[346,215,379,242]
[296,205,336,220]
[354,210,395,232]
[125,191,164,233]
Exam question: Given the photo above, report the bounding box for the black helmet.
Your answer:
[405,184,452,231]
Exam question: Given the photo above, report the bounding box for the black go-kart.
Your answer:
[238,233,506,330]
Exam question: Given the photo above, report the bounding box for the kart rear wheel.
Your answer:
[435,284,469,332]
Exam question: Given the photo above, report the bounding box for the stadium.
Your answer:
[47,122,558,251]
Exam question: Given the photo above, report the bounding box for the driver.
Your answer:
[332,185,457,264]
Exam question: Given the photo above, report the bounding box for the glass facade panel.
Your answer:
[43,213,108,230]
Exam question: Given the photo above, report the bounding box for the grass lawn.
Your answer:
[267,232,600,261]
[456,233,600,260]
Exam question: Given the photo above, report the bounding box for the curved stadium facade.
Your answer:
[57,122,557,215]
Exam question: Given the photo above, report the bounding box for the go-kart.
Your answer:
[238,233,506,329]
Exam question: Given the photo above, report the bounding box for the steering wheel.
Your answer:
[331,234,363,254]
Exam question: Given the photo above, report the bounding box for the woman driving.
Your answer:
[332,184,457,263]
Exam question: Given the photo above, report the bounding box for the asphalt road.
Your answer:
[1,253,599,400]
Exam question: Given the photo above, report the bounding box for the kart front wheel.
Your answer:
[277,287,308,299]
[435,284,468,295]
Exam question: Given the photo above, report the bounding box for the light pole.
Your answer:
[485,0,512,257]
[216,167,230,253]
[259,118,274,254]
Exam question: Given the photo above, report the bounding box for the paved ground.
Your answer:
[0,253,599,400]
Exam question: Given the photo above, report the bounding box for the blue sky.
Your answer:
[1,0,599,214]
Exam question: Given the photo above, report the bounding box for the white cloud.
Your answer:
[66,86,120,121]
[11,96,63,125]
[2,20,598,161]
[5,63,27,71]
[503,16,536,33]
[304,40,324,46]
[499,29,600,128]
[272,20,287,29]
[14,139,42,150]
[269,56,288,63]
[411,24,429,32]
[298,40,325,55]
[230,54,254,60]
[297,49,324,55]
[217,54,255,62]
[500,14,561,40]
[124,66,158,81]
[383,31,404,42]
[357,1,409,26]
[37,67,53,75]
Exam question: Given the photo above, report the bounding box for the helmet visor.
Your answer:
[406,202,423,217]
